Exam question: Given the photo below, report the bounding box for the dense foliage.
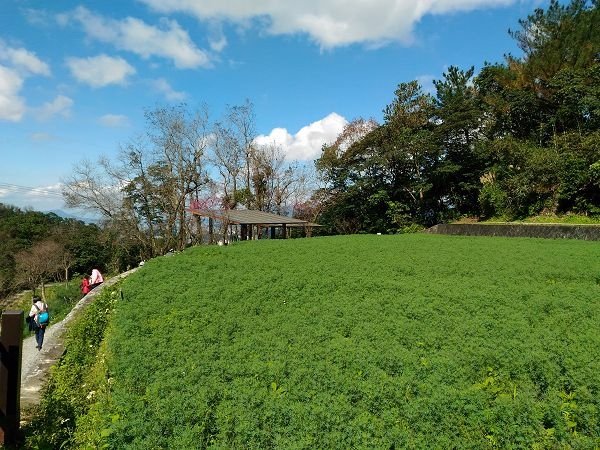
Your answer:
[315,0,600,233]
[51,234,600,448]
[0,203,113,299]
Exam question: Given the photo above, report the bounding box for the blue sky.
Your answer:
[0,0,549,212]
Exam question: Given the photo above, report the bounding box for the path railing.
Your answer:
[0,310,23,446]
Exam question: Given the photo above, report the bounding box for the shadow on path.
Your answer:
[20,268,138,414]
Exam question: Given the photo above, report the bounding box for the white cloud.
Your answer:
[64,6,210,69]
[255,112,348,161]
[151,78,186,101]
[139,0,516,48]
[98,114,130,127]
[35,94,73,120]
[67,54,136,87]
[0,42,51,122]
[0,65,26,121]
[0,42,51,76]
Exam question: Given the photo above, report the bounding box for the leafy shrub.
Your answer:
[479,182,508,219]
[398,223,424,234]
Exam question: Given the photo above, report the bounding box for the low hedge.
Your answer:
[427,223,600,240]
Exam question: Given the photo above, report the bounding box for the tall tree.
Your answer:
[250,143,309,214]
[316,118,379,190]
[212,120,245,208]
[208,100,257,209]
[434,66,485,216]
[228,100,257,207]
[64,104,211,258]
[14,239,63,299]
[382,81,440,225]
[145,104,211,250]
[503,0,600,140]
[315,118,382,233]
[316,82,442,232]
[509,0,599,80]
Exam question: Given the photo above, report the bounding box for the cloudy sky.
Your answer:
[0,0,548,212]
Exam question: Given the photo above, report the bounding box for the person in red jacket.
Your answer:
[80,275,91,297]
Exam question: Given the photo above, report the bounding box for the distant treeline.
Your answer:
[312,0,600,234]
[0,204,140,299]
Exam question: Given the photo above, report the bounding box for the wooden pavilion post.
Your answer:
[0,310,23,446]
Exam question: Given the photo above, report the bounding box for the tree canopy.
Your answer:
[0,204,108,298]
[314,0,599,233]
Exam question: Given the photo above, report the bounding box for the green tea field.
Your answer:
[75,234,600,448]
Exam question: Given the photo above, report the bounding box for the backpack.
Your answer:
[35,303,50,327]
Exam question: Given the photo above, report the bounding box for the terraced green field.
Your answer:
[77,234,600,448]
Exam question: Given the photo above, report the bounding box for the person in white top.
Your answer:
[28,296,48,350]
[90,268,104,289]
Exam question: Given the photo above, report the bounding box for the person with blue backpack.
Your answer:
[28,296,49,351]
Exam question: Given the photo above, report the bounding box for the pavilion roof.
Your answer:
[188,208,320,226]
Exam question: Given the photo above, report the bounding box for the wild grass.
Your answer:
[522,214,600,225]
[483,214,600,225]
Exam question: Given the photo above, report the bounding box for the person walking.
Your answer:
[90,268,104,289]
[28,296,49,351]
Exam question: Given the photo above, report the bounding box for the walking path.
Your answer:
[20,268,138,411]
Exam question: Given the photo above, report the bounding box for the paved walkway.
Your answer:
[20,268,138,411]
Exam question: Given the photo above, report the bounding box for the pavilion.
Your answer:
[188,208,320,241]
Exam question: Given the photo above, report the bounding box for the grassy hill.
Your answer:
[32,234,600,448]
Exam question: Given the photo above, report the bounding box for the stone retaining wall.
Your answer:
[426,223,600,240]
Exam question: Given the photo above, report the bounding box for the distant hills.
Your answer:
[46,209,101,224]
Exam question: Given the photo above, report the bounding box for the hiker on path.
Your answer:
[80,275,91,297]
[28,296,49,351]
[90,268,104,289]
